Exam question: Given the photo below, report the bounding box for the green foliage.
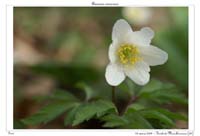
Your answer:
[138,79,188,105]
[76,82,95,101]
[21,90,79,125]
[139,109,174,127]
[65,100,117,126]
[101,114,128,128]
[138,108,187,128]
[99,79,188,129]
[20,79,187,129]
[64,104,81,126]
[22,101,78,125]
[123,108,153,129]
[101,106,187,129]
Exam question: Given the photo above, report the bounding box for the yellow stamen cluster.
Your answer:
[117,44,141,65]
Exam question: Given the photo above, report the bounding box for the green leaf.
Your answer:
[138,109,174,127]
[50,89,79,102]
[156,108,187,121]
[76,82,94,101]
[64,104,81,126]
[138,79,174,96]
[123,108,153,129]
[22,101,78,126]
[127,103,146,111]
[138,79,187,105]
[141,89,187,105]
[101,114,128,128]
[153,90,187,105]
[72,100,117,126]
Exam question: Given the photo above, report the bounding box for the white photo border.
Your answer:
[6,2,195,136]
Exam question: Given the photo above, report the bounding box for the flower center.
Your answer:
[117,44,141,65]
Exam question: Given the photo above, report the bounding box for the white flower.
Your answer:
[105,19,168,86]
[122,7,153,25]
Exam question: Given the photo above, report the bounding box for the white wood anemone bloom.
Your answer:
[105,19,168,86]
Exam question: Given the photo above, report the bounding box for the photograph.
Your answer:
[13,7,188,129]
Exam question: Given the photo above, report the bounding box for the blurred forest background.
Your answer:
[14,7,188,129]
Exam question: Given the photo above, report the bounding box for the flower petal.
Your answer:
[127,27,154,46]
[108,43,117,63]
[112,19,133,43]
[139,45,168,66]
[105,63,125,86]
[125,61,150,85]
